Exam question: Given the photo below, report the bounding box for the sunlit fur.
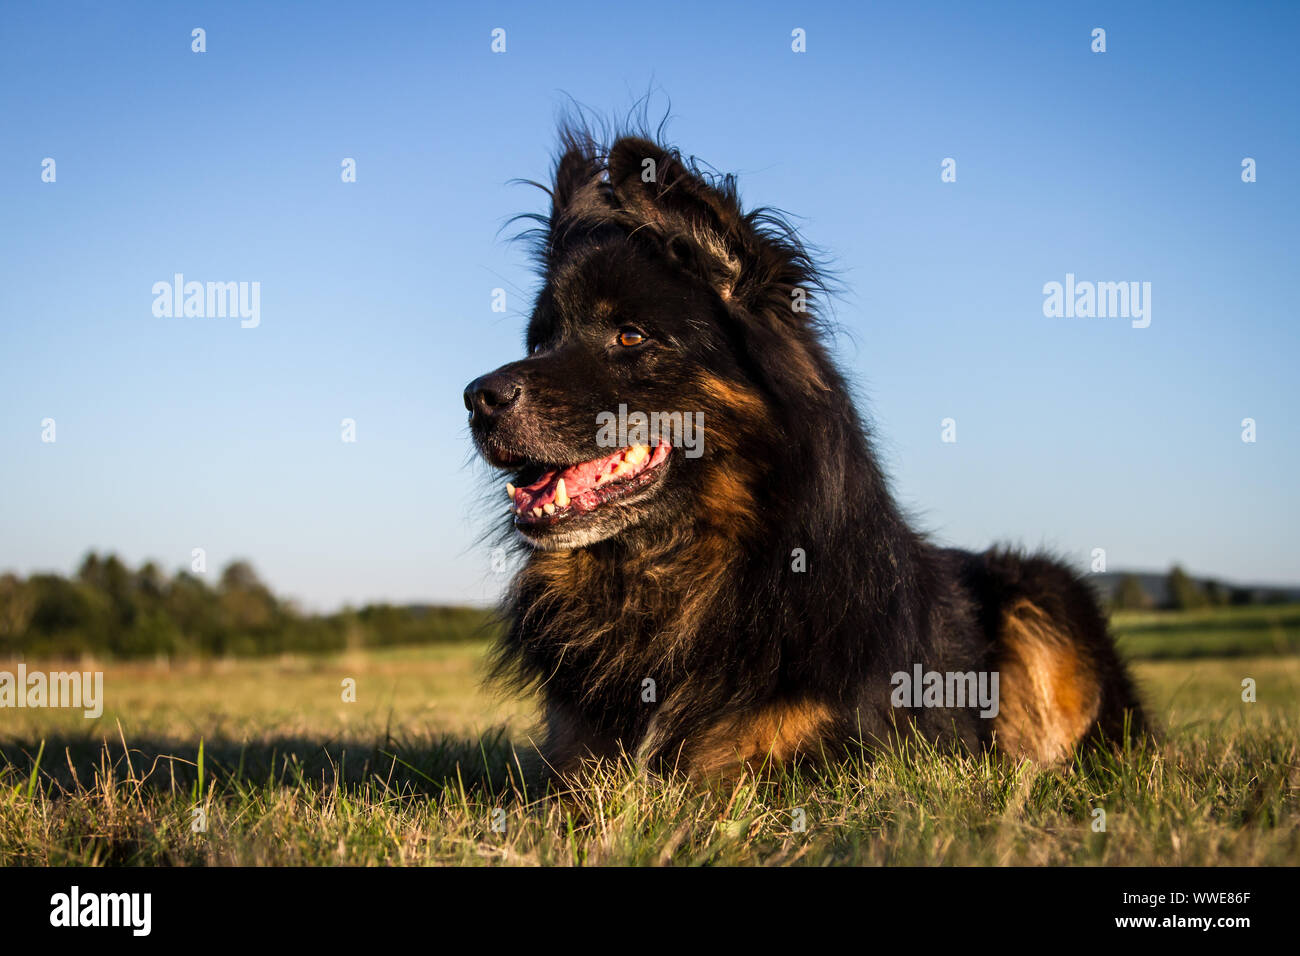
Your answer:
[467,121,1148,780]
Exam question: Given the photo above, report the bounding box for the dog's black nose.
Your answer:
[464,372,523,421]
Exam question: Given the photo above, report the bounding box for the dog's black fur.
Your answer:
[465,122,1148,778]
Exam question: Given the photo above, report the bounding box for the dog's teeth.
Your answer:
[506,482,516,498]
[532,507,543,517]
[555,478,569,507]
[624,444,648,465]
[543,503,556,515]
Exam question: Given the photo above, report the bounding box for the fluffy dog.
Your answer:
[464,125,1147,779]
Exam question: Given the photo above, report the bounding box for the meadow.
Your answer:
[1,606,1297,866]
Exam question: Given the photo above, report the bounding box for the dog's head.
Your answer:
[465,131,838,551]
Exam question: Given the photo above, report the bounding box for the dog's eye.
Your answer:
[617,328,646,347]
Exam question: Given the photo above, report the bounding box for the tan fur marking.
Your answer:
[683,699,833,778]
[696,464,759,538]
[696,374,767,422]
[994,600,1101,764]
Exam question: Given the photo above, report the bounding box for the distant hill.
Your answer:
[1089,570,1300,609]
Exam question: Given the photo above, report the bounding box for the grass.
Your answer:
[1113,603,1300,659]
[1,608,1298,866]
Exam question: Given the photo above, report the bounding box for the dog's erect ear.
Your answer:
[606,137,740,235]
[550,140,604,223]
[606,137,744,298]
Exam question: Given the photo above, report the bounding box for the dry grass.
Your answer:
[1,644,1297,866]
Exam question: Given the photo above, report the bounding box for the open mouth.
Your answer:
[507,441,671,527]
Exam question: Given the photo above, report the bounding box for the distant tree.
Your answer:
[26,574,113,653]
[1114,574,1149,610]
[218,560,280,641]
[219,560,264,593]
[165,571,217,654]
[0,573,35,650]
[1167,565,1208,610]
[1201,578,1229,607]
[76,551,103,586]
[135,561,167,601]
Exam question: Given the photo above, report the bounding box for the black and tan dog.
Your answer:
[464,125,1147,780]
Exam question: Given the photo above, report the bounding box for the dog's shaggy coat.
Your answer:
[464,125,1147,780]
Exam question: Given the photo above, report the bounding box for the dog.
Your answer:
[464,124,1148,780]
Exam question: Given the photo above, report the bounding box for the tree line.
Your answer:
[1109,564,1286,611]
[0,553,495,658]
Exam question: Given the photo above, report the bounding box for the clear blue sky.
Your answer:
[2,1,1297,610]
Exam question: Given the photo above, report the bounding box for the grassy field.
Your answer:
[1,607,1298,866]
[1112,603,1300,659]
